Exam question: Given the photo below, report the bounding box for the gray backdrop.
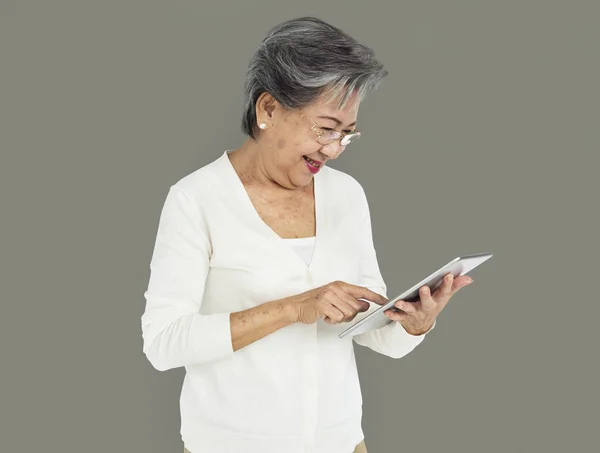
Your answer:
[2,1,599,452]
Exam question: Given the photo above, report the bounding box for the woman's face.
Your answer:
[256,92,360,189]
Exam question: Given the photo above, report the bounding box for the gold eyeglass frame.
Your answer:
[299,113,362,147]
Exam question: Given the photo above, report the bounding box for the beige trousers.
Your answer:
[184,439,367,453]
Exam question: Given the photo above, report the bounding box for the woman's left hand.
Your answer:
[384,273,473,335]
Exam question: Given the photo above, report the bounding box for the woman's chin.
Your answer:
[290,171,314,188]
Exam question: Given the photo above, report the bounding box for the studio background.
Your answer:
[1,1,598,452]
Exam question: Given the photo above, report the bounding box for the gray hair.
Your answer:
[241,16,388,139]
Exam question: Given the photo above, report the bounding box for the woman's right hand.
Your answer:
[287,281,388,325]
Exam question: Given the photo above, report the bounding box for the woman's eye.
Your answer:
[323,127,353,134]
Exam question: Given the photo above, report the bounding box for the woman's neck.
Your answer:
[228,139,312,198]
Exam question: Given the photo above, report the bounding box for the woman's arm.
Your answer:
[142,186,297,371]
[350,185,435,358]
[230,299,296,351]
[141,186,230,371]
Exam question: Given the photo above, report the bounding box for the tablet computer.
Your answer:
[338,252,493,339]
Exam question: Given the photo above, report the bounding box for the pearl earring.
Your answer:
[258,122,267,130]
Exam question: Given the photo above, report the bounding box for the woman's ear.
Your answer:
[255,92,279,122]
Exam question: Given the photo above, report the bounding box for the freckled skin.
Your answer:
[227,90,360,238]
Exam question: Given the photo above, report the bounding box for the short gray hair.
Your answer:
[241,16,388,139]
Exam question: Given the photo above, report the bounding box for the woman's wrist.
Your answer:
[403,319,435,336]
[277,298,299,325]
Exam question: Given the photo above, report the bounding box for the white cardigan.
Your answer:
[141,150,434,453]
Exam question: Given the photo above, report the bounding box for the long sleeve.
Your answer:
[141,185,234,371]
[351,185,435,359]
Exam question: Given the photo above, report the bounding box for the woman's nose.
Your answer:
[321,142,346,159]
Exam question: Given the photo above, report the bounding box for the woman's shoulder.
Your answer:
[170,151,229,200]
[320,165,367,200]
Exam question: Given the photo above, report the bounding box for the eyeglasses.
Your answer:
[300,112,362,147]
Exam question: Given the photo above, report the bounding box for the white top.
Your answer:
[283,236,316,266]
[141,150,435,453]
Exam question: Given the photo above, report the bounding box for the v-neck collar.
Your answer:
[218,150,326,270]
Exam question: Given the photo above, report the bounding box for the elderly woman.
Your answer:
[141,16,472,453]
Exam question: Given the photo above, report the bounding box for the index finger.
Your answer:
[342,283,388,305]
